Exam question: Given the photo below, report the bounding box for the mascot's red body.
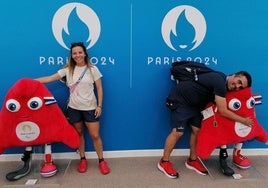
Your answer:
[196,87,268,159]
[0,78,79,152]
[0,78,80,180]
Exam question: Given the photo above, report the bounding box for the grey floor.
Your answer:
[0,155,267,188]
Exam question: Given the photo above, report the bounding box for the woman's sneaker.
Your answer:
[77,159,88,173]
[99,161,110,175]
[157,159,179,178]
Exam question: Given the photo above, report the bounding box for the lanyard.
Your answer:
[69,67,88,93]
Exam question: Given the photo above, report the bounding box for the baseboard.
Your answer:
[1,148,268,161]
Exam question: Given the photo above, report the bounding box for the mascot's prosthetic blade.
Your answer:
[0,78,80,180]
[196,87,268,159]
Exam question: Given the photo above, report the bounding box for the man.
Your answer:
[158,70,252,178]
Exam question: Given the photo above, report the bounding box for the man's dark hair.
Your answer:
[234,71,252,87]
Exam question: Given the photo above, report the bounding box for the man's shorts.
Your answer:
[170,106,203,132]
[67,107,99,124]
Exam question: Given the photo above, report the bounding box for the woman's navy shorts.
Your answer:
[67,107,99,124]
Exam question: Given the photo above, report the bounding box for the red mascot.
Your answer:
[196,87,268,175]
[0,78,80,181]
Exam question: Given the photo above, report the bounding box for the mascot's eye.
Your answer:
[246,97,255,109]
[228,98,241,111]
[6,99,20,112]
[27,97,43,110]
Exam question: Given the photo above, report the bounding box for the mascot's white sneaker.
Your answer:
[40,154,57,177]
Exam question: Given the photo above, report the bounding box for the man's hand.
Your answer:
[243,117,253,127]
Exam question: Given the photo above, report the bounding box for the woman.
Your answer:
[36,42,110,174]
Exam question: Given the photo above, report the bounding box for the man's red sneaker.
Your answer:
[157,159,179,178]
[185,158,208,175]
[77,159,87,173]
[99,161,110,175]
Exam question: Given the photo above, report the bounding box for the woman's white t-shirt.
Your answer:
[58,65,102,111]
